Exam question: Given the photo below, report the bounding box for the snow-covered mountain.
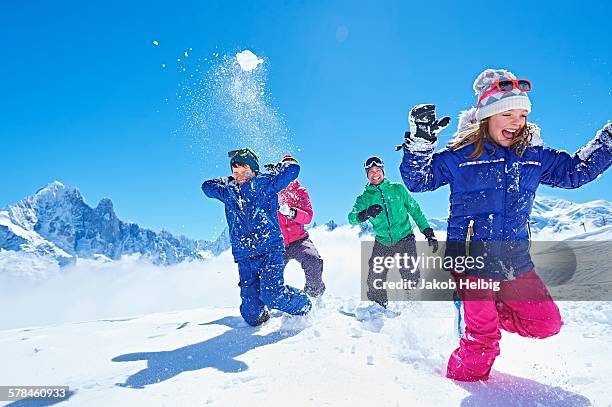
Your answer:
[361,195,611,240]
[530,196,612,239]
[0,181,230,267]
[2,182,610,274]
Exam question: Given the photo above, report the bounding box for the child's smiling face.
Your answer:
[232,164,255,185]
[487,109,528,147]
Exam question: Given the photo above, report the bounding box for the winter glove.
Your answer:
[214,176,232,186]
[357,204,383,222]
[423,227,438,253]
[264,163,278,172]
[395,131,414,151]
[279,204,297,219]
[265,155,299,172]
[594,122,612,151]
[574,122,612,162]
[396,104,450,152]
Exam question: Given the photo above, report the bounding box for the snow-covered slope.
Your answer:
[0,182,230,268]
[530,196,612,239]
[1,299,610,406]
[415,195,611,241]
[1,223,611,405]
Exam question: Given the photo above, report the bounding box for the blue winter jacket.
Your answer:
[400,126,612,279]
[202,162,299,262]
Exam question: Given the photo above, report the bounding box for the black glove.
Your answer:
[396,104,450,151]
[357,204,383,222]
[410,104,450,141]
[423,227,439,253]
[395,131,413,151]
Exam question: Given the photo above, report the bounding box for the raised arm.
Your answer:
[400,148,453,192]
[201,177,230,202]
[540,123,612,189]
[270,162,300,194]
[398,104,453,192]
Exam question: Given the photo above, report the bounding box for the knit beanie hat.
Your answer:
[281,154,299,165]
[228,148,260,174]
[474,68,532,121]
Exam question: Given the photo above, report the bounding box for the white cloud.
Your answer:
[0,225,365,330]
[0,252,239,330]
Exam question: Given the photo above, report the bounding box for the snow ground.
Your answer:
[1,299,610,406]
[1,226,611,406]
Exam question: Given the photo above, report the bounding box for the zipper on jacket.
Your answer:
[376,185,393,242]
[237,187,255,254]
[465,219,475,257]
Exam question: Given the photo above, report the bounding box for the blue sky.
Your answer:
[2,0,611,241]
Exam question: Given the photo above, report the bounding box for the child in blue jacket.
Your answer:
[202,148,312,326]
[399,68,611,381]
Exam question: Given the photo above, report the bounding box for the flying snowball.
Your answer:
[236,50,263,72]
[152,40,159,46]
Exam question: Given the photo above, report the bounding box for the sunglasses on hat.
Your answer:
[477,79,532,108]
[228,148,258,160]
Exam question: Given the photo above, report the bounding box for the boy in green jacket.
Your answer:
[349,156,438,307]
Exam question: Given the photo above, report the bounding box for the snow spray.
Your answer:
[177,49,292,165]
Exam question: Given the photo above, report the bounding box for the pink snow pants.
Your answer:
[446,269,563,382]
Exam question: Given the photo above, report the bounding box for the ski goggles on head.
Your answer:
[477,79,532,107]
[227,148,258,160]
[364,156,384,171]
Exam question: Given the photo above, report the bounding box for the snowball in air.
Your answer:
[152,40,159,46]
[236,50,263,72]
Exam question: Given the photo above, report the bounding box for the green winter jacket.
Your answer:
[348,178,430,246]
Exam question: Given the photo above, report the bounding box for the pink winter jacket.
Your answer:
[278,180,313,246]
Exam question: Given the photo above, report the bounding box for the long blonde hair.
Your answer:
[448,118,538,159]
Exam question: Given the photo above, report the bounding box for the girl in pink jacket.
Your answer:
[277,155,326,297]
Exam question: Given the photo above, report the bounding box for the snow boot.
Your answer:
[253,307,270,327]
[305,285,326,298]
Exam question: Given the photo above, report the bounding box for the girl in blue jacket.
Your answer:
[399,68,612,381]
[202,148,312,326]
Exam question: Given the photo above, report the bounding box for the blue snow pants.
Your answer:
[237,250,312,326]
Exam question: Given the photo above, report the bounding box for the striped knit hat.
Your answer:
[281,154,299,165]
[474,69,532,121]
